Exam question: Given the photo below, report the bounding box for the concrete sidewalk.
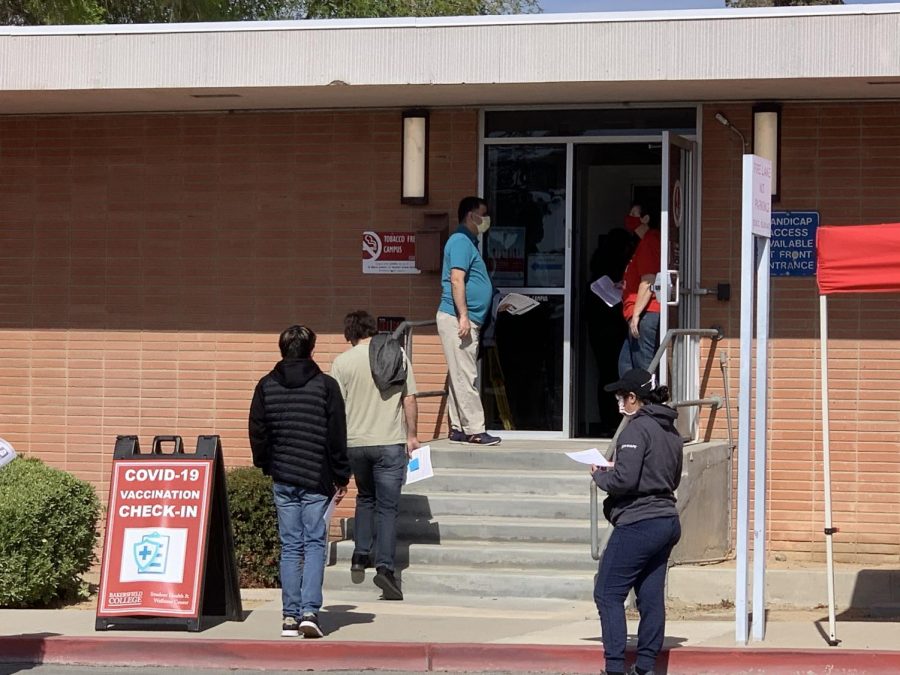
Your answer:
[1,589,899,673]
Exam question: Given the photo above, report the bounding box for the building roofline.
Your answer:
[3,2,900,37]
[5,4,900,114]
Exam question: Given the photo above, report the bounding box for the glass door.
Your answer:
[482,144,567,433]
[571,142,662,438]
[660,131,700,438]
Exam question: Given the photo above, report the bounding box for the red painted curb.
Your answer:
[0,637,429,671]
[430,643,601,673]
[2,636,900,673]
[663,647,900,675]
[430,643,900,674]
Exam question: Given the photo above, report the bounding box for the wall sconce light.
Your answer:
[753,103,781,201]
[401,109,429,205]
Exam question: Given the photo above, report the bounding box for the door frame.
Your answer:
[478,106,702,438]
[661,131,702,439]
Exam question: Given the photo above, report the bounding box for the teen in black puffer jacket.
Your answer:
[250,355,350,497]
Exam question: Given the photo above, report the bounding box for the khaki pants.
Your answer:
[436,311,485,435]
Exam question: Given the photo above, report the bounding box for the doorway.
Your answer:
[479,107,699,438]
[481,144,567,433]
[572,143,662,438]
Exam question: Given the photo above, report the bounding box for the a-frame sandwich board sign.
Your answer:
[96,434,243,632]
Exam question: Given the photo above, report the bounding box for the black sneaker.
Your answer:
[374,566,404,601]
[448,428,466,444]
[351,552,369,584]
[281,616,299,637]
[466,432,501,446]
[299,612,324,638]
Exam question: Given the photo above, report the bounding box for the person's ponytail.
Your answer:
[639,385,670,405]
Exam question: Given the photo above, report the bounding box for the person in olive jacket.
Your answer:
[591,368,683,675]
[249,325,351,640]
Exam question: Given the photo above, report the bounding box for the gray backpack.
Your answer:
[368,334,407,392]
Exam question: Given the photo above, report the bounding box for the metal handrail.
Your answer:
[672,396,723,410]
[603,326,723,456]
[590,326,725,561]
[392,320,447,399]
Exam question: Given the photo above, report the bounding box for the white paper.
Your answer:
[590,276,623,308]
[323,494,339,523]
[406,445,434,485]
[498,293,540,316]
[0,438,17,470]
[565,447,613,468]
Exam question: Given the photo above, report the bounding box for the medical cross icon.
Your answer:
[133,532,170,574]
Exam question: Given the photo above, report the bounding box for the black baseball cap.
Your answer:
[604,368,655,396]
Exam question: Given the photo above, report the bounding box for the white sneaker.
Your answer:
[281,616,299,637]
[299,612,324,638]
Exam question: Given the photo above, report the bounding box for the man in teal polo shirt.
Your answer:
[436,196,501,446]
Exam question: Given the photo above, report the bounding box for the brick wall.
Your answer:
[700,103,900,563]
[4,102,900,564]
[0,109,477,531]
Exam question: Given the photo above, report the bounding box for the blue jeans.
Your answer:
[272,482,329,618]
[595,516,681,674]
[618,311,660,377]
[348,443,407,572]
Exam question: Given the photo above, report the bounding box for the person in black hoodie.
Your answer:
[249,325,351,639]
[591,368,683,675]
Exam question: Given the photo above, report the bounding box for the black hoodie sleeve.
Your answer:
[593,423,647,495]
[248,380,271,474]
[323,375,351,487]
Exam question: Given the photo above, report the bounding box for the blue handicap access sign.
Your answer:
[770,211,819,277]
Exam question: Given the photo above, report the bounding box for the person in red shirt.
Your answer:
[618,205,661,377]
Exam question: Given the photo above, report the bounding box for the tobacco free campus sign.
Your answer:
[362,231,419,274]
[770,211,818,277]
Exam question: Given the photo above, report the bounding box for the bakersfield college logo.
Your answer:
[119,527,188,584]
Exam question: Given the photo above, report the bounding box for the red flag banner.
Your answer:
[816,223,900,295]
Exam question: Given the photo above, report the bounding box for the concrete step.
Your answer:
[331,538,601,572]
[405,469,592,495]
[346,514,593,544]
[428,444,607,471]
[398,491,595,520]
[332,440,615,601]
[324,563,597,601]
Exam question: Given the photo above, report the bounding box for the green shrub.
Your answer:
[0,457,100,608]
[226,467,280,588]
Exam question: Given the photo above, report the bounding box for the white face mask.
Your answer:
[475,215,491,234]
[616,394,638,417]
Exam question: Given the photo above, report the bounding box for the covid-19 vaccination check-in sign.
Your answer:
[770,211,819,277]
[97,460,214,618]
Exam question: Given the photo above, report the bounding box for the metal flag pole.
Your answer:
[734,154,756,645]
[819,293,839,646]
[751,234,771,642]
